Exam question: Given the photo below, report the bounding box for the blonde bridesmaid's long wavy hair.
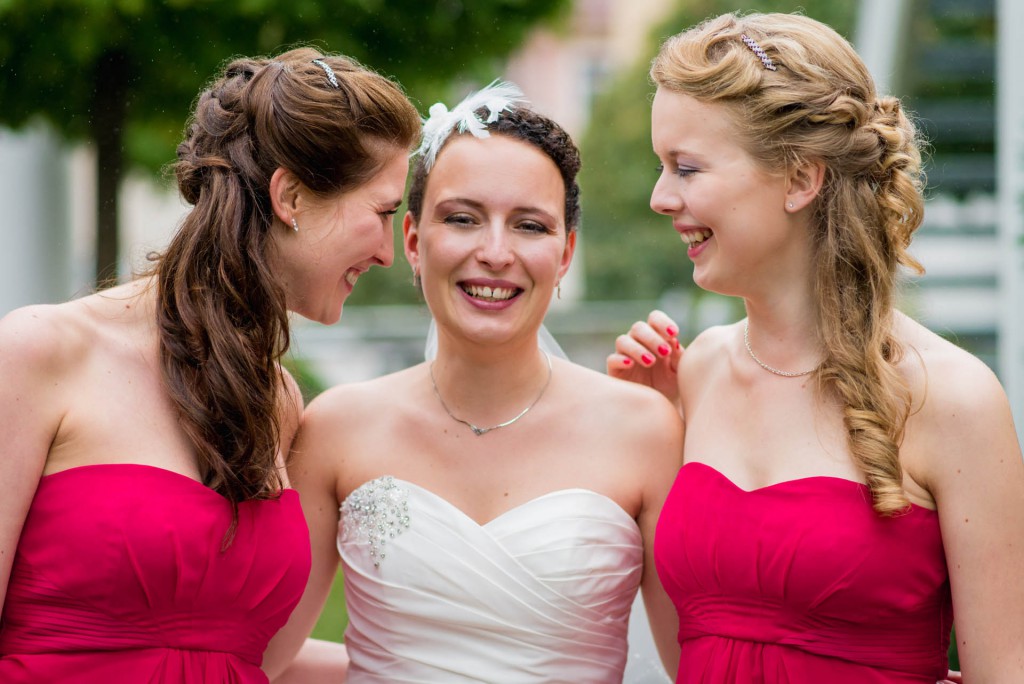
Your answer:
[652,13,926,514]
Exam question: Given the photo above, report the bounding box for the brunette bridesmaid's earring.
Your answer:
[556,281,562,300]
[291,218,300,232]
[412,269,421,289]
[787,202,794,210]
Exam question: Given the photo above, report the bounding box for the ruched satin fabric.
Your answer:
[0,464,311,683]
[655,462,953,684]
[338,477,643,683]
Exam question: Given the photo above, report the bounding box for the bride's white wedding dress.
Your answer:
[338,476,658,683]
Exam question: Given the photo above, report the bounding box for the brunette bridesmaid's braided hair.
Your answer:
[652,13,926,514]
[153,48,419,533]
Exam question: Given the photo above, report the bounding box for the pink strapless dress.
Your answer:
[655,461,952,684]
[0,464,311,683]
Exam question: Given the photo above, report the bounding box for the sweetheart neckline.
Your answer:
[344,476,639,530]
[684,461,937,513]
[40,462,298,502]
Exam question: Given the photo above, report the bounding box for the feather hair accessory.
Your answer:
[415,80,526,172]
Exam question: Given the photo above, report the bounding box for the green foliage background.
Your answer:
[0,0,571,169]
[0,0,571,282]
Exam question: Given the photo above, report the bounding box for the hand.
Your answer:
[606,310,682,404]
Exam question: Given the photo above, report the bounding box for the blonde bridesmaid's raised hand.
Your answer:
[607,309,683,406]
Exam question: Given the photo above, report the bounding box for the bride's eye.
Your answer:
[517,220,553,235]
[444,213,478,227]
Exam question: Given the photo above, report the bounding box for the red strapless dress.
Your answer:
[0,464,311,683]
[655,461,952,683]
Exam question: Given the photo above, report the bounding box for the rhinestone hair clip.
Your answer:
[740,34,777,71]
[311,58,340,88]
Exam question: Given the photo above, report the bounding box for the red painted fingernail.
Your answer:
[666,325,678,337]
[622,358,633,367]
[641,354,655,365]
[658,344,670,356]
[674,339,681,349]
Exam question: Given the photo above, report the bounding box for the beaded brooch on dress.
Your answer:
[340,476,411,568]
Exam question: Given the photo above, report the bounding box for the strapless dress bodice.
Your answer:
[338,476,644,683]
[0,463,311,683]
[655,461,952,684]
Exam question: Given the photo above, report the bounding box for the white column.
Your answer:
[997,0,1024,444]
[854,0,913,95]
[0,126,71,316]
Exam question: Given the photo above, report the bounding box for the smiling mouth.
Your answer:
[460,283,520,302]
[345,271,359,287]
[681,230,712,246]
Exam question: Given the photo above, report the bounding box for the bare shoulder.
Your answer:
[897,313,1018,485]
[288,368,419,497]
[291,366,423,473]
[556,360,683,462]
[563,360,678,421]
[679,322,736,374]
[688,322,736,355]
[0,302,99,479]
[677,322,739,408]
[303,366,420,430]
[898,315,1007,425]
[0,302,94,377]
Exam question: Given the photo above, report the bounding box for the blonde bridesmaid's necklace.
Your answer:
[743,322,819,378]
[430,352,553,436]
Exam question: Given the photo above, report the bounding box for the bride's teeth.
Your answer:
[346,271,359,286]
[465,284,515,301]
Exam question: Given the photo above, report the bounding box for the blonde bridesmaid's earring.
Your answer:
[291,218,300,232]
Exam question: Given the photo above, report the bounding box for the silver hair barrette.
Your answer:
[740,34,777,71]
[415,79,527,173]
[311,59,340,88]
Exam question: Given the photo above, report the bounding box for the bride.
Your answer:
[268,83,683,682]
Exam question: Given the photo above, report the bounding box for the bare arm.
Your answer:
[271,638,349,684]
[0,308,69,617]
[919,358,1024,682]
[636,389,685,677]
[262,395,348,679]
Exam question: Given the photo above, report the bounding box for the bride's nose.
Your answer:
[475,223,515,269]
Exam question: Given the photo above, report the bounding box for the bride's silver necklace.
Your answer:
[429,352,552,436]
[743,322,818,378]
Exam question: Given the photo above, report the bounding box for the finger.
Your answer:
[615,332,659,367]
[628,321,675,361]
[605,352,636,373]
[669,348,681,374]
[647,309,681,339]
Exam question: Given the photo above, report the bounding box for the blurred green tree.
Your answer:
[0,0,569,286]
[579,0,856,303]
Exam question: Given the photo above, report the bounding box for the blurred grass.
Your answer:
[310,570,348,643]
